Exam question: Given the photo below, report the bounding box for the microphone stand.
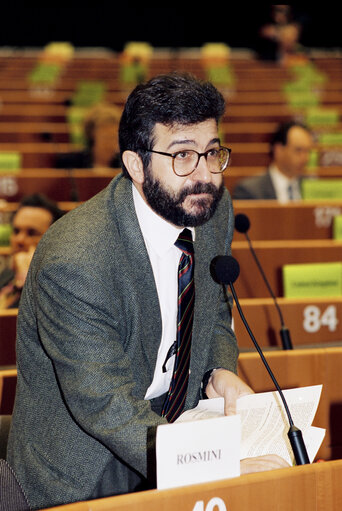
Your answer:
[228,280,309,465]
[244,230,293,350]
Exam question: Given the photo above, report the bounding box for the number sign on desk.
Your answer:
[233,298,342,349]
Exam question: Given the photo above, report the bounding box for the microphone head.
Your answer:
[210,255,240,285]
[235,213,250,234]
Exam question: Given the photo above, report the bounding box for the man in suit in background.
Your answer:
[7,73,287,510]
[232,121,313,201]
[0,194,63,308]
[56,102,121,170]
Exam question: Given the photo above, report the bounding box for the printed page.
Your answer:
[177,385,325,464]
[237,385,324,463]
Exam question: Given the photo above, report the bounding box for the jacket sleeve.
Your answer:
[34,259,167,478]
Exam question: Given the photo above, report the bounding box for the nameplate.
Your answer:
[28,63,61,84]
[0,152,21,170]
[288,63,327,84]
[285,91,320,109]
[68,125,86,146]
[302,178,342,200]
[283,80,312,93]
[333,215,342,239]
[119,63,147,84]
[0,224,11,246]
[156,414,240,490]
[306,108,339,126]
[66,107,87,124]
[283,262,342,298]
[207,67,235,86]
[307,149,319,169]
[72,81,106,106]
[319,133,342,145]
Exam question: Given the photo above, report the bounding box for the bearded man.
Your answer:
[7,72,287,510]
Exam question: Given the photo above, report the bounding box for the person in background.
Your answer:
[232,121,314,201]
[56,102,121,170]
[0,194,63,308]
[256,5,302,62]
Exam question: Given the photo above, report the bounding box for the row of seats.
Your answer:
[0,52,341,169]
[2,169,342,204]
[0,120,341,144]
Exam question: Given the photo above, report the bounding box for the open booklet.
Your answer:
[176,385,325,466]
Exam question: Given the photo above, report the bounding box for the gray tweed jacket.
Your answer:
[7,174,238,510]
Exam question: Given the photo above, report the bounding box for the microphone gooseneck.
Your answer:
[211,254,309,465]
[234,213,293,350]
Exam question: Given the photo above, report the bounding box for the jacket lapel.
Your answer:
[185,192,233,408]
[110,176,162,382]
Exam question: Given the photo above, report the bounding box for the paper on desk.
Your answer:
[177,385,325,466]
[236,385,325,465]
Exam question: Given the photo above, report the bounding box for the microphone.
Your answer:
[210,255,310,466]
[234,213,293,350]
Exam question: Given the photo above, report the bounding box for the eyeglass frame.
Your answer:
[140,146,232,177]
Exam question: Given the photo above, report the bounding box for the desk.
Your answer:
[232,199,342,240]
[43,459,342,510]
[231,239,342,298]
[234,297,342,349]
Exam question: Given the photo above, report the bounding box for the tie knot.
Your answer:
[175,228,194,256]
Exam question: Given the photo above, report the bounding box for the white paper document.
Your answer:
[177,384,325,466]
[156,385,325,490]
[236,385,325,465]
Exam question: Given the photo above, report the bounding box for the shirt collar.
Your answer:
[132,183,195,257]
[269,164,301,202]
[269,164,299,186]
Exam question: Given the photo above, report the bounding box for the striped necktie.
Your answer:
[162,228,195,422]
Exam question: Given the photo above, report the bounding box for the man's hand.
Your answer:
[241,454,290,474]
[205,370,290,475]
[205,368,253,416]
[13,245,35,288]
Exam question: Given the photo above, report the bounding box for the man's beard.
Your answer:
[142,168,224,227]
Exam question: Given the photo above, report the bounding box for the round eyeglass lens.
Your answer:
[173,151,198,175]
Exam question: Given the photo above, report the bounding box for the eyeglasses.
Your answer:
[142,146,231,177]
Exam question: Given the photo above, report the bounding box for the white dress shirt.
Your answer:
[132,184,195,400]
[269,164,302,203]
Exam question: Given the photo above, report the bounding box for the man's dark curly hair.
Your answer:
[119,72,225,178]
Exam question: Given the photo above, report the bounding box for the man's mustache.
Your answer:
[177,182,219,203]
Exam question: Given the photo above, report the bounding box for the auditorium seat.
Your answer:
[0,369,17,415]
[0,415,11,459]
[0,459,30,511]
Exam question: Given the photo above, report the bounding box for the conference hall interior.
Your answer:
[0,6,341,511]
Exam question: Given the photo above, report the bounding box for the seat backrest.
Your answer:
[0,368,17,415]
[0,459,30,511]
[0,415,11,459]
